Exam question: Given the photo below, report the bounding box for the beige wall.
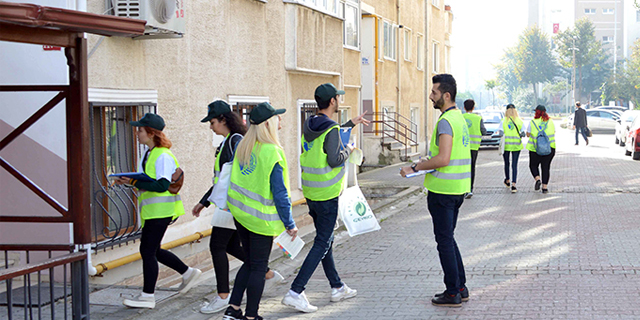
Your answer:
[85,0,345,231]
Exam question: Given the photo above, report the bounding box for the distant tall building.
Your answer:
[623,0,640,59]
[575,0,624,62]
[528,0,574,40]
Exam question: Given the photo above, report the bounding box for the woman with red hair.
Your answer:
[525,105,556,193]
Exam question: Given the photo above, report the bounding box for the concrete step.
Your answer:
[401,152,421,162]
[387,142,404,150]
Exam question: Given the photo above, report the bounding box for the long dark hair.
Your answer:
[216,111,247,135]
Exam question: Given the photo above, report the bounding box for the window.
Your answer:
[89,104,156,248]
[445,46,450,72]
[378,18,384,60]
[289,0,339,17]
[602,8,614,14]
[599,111,615,120]
[383,21,396,60]
[417,34,424,70]
[636,10,640,22]
[339,108,350,125]
[603,36,614,43]
[432,0,439,8]
[343,2,359,49]
[404,29,412,61]
[584,8,596,14]
[432,42,439,73]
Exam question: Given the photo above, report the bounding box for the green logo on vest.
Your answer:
[240,153,257,176]
[355,201,366,216]
[303,140,314,152]
[465,119,472,128]
[462,124,470,147]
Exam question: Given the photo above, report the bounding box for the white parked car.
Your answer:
[562,109,619,131]
[615,110,640,146]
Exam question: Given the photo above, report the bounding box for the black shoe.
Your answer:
[223,306,243,320]
[503,179,510,187]
[534,180,541,191]
[511,185,517,193]
[586,139,589,145]
[435,286,469,302]
[542,188,548,194]
[431,292,462,307]
[243,316,263,320]
[575,143,578,146]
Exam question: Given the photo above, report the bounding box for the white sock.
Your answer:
[288,290,300,298]
[141,292,154,299]
[182,267,194,280]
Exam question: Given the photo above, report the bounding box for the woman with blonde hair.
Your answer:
[114,113,201,309]
[223,102,298,320]
[496,104,525,193]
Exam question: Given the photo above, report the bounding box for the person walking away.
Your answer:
[222,102,298,320]
[115,113,201,309]
[192,101,284,314]
[526,105,556,193]
[573,101,588,145]
[400,74,471,307]
[461,99,486,198]
[496,104,524,193]
[282,83,369,313]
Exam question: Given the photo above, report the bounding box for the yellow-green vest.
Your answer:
[462,113,482,151]
[425,109,472,195]
[139,147,185,225]
[503,117,524,152]
[300,124,346,201]
[214,133,242,185]
[526,118,556,152]
[228,142,288,236]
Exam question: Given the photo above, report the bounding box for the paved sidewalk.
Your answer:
[93,128,640,320]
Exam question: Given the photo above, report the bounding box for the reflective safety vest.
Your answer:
[300,124,346,201]
[425,109,472,195]
[227,142,288,236]
[139,147,185,225]
[462,112,482,151]
[214,133,243,185]
[503,117,524,152]
[526,118,556,152]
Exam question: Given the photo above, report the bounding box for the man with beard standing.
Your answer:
[400,74,471,307]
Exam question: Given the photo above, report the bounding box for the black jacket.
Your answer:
[303,114,355,168]
[574,108,588,127]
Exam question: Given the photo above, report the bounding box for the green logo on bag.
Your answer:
[355,202,366,216]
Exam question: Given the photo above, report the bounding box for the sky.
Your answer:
[448,0,529,93]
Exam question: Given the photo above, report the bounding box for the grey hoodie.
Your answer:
[303,114,355,168]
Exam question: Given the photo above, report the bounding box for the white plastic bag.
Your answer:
[498,135,505,155]
[208,161,232,209]
[210,206,236,230]
[338,166,381,237]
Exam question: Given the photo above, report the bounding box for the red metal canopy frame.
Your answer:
[0,1,146,245]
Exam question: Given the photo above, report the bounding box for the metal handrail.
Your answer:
[363,112,418,160]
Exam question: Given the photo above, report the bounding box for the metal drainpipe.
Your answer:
[397,0,401,126]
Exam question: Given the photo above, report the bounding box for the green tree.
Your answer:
[555,17,611,104]
[485,79,498,106]
[543,79,570,114]
[495,47,521,103]
[513,26,557,107]
[612,39,640,108]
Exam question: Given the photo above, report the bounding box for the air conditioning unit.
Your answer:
[112,0,185,38]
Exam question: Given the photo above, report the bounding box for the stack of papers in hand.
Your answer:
[108,172,154,182]
[405,169,435,178]
[273,231,305,260]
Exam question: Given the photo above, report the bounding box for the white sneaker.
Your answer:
[330,283,357,302]
[177,268,202,294]
[123,294,155,309]
[200,295,230,314]
[464,192,473,199]
[264,270,286,292]
[281,291,318,313]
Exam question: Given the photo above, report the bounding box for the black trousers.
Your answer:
[229,220,273,317]
[529,148,556,185]
[140,217,189,294]
[210,226,246,294]
[470,150,478,192]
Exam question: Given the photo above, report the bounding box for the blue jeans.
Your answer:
[427,191,466,295]
[575,127,588,144]
[290,198,343,293]
[503,150,520,183]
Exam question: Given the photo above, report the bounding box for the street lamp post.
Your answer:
[569,38,579,113]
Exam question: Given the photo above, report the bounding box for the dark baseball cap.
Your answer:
[535,105,547,112]
[249,102,286,125]
[201,100,232,123]
[130,113,165,131]
[314,83,345,102]
[506,104,516,109]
